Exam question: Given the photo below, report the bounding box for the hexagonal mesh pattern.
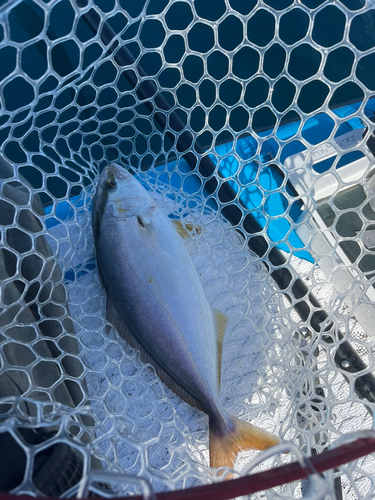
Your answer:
[1,0,375,498]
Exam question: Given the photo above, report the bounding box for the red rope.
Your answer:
[1,437,375,500]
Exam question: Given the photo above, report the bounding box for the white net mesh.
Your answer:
[1,0,375,498]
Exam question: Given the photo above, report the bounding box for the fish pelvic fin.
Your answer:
[209,416,280,469]
[172,219,202,239]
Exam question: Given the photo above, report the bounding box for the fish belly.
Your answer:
[97,208,224,418]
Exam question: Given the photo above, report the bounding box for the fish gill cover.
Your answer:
[0,0,375,498]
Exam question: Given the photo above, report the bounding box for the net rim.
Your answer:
[0,433,374,500]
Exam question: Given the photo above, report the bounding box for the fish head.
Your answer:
[93,163,153,221]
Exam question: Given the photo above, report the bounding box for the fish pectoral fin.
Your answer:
[172,220,202,239]
[106,297,204,411]
[209,416,280,469]
[213,308,228,388]
[137,214,151,229]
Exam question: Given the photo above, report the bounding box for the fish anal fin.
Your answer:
[213,308,228,388]
[172,220,202,239]
[106,297,203,411]
[209,416,280,469]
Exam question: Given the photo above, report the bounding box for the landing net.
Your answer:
[0,1,375,499]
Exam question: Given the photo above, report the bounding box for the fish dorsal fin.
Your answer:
[172,220,202,239]
[213,308,228,388]
[106,297,203,411]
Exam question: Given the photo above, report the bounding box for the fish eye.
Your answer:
[104,179,117,190]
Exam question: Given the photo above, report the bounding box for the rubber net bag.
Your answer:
[0,0,375,498]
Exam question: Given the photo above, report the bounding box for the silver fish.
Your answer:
[92,163,279,469]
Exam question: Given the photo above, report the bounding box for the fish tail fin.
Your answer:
[209,416,280,469]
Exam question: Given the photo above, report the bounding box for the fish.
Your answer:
[92,163,280,469]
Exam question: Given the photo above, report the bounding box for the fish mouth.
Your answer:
[96,163,150,217]
[101,163,131,183]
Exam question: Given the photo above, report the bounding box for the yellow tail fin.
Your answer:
[209,416,280,469]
